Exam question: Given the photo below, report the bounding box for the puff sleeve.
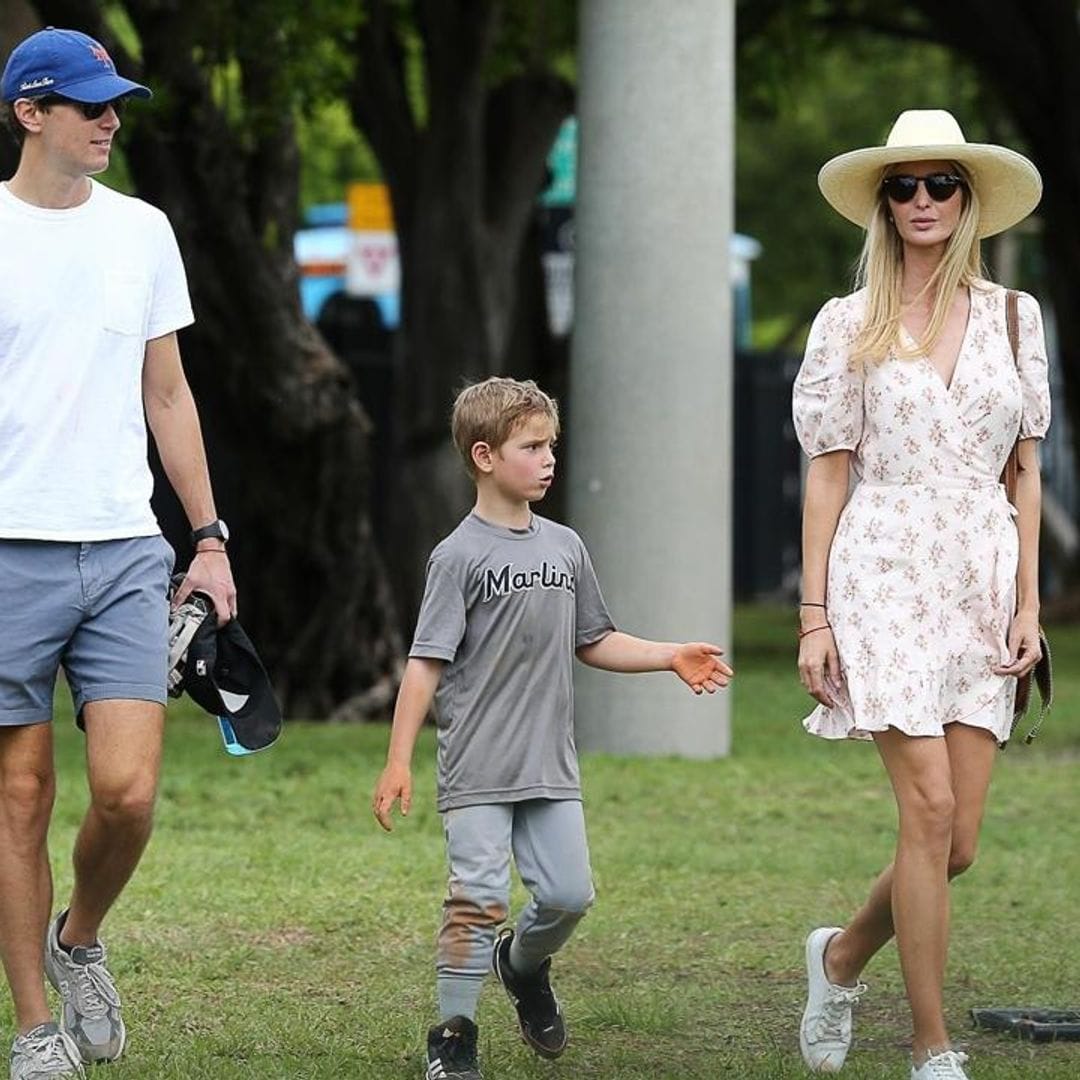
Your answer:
[792,297,864,457]
[1015,291,1051,440]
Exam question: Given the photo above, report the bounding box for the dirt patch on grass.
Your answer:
[243,926,318,949]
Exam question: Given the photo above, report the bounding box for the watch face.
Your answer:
[219,519,230,542]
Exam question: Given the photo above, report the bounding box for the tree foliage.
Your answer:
[7,0,404,716]
[346,0,576,610]
[2,0,578,712]
[739,0,1080,592]
[738,35,995,346]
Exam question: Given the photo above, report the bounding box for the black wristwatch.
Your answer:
[190,519,230,546]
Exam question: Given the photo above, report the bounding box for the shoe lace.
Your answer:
[810,981,866,1042]
[440,1028,478,1070]
[21,1031,77,1073]
[69,959,120,1019]
[923,1050,970,1077]
[517,963,559,1026]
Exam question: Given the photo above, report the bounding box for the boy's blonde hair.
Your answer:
[451,377,560,476]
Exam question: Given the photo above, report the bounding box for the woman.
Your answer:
[792,110,1049,1080]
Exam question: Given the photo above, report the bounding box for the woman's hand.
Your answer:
[993,609,1042,678]
[797,617,842,707]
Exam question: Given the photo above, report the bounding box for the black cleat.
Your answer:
[491,927,568,1059]
[425,1015,482,1080]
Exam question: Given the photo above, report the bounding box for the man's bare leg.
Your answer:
[59,701,163,947]
[0,723,56,1033]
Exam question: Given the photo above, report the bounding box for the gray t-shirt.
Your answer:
[410,512,615,811]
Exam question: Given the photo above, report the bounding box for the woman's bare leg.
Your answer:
[824,724,997,1061]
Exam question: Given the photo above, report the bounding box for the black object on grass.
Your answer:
[970,1008,1080,1043]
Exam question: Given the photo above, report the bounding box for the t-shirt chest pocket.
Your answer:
[103,270,150,337]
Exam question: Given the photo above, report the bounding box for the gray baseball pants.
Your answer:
[437,798,595,1021]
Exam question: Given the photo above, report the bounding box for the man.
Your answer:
[0,27,235,1079]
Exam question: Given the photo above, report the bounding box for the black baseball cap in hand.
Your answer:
[183,610,282,753]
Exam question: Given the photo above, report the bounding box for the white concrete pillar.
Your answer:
[569,0,734,756]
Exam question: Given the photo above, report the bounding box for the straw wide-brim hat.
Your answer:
[818,110,1042,239]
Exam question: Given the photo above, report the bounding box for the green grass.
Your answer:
[15,608,1080,1077]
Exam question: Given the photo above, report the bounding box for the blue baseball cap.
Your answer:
[1,27,150,104]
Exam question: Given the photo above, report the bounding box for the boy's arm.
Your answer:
[576,632,733,694]
[372,657,445,831]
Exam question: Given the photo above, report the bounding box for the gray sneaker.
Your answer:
[44,916,125,1064]
[10,1022,84,1079]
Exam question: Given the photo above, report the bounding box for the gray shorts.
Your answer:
[0,536,175,726]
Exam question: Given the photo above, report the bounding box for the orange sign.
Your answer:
[348,183,394,231]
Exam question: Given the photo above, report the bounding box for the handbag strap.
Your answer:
[1001,289,1021,503]
[999,289,1053,745]
[1024,630,1054,743]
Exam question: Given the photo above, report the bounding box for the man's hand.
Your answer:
[372,762,412,832]
[671,643,732,694]
[172,550,237,624]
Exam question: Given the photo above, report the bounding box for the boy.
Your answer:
[372,377,731,1080]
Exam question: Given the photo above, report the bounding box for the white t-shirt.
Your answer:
[0,178,194,540]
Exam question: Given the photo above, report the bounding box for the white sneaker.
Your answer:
[911,1049,970,1079]
[799,927,867,1073]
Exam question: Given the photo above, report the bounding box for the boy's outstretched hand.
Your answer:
[372,762,412,831]
[672,642,733,694]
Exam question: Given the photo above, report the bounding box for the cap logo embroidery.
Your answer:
[19,76,55,91]
[89,43,114,69]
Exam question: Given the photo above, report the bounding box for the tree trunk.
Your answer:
[0,0,37,60]
[30,0,403,716]
[350,0,574,612]
[741,0,1080,598]
[0,133,16,181]
[0,0,38,177]
[904,0,1080,598]
[907,1,1080,508]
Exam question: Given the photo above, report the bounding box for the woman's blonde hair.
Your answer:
[852,162,984,363]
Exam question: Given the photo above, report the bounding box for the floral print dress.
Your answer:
[792,281,1051,742]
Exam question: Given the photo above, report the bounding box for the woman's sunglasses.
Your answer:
[33,94,124,121]
[881,173,965,203]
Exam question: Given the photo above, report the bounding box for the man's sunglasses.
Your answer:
[32,94,124,121]
[881,173,965,203]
